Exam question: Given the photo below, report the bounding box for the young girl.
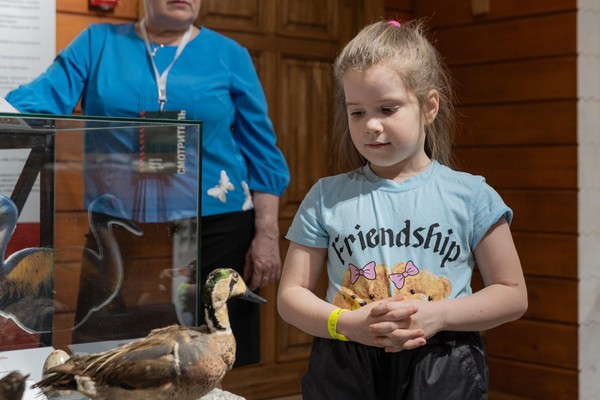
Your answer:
[277,20,527,399]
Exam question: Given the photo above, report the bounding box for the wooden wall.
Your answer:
[395,0,578,399]
[56,0,139,51]
[383,0,414,21]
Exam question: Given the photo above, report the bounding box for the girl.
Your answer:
[277,20,527,399]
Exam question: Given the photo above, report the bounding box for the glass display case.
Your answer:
[0,113,201,354]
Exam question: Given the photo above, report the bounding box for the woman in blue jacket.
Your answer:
[6,0,289,367]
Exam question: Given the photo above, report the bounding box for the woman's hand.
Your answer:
[244,192,281,290]
[245,230,281,290]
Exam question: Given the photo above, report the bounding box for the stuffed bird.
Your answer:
[0,371,29,400]
[34,268,266,400]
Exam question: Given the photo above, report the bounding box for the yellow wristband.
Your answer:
[327,308,349,341]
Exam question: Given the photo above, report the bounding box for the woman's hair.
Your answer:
[332,19,456,172]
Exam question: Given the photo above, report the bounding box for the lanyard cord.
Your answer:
[139,19,194,112]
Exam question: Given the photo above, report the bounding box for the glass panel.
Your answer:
[0,113,201,353]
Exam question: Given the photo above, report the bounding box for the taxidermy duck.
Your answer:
[34,268,266,400]
[0,195,53,333]
[72,193,143,330]
[0,371,29,400]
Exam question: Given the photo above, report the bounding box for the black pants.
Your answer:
[200,210,260,367]
[302,331,488,400]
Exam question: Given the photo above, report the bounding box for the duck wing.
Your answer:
[37,336,179,389]
[37,326,233,400]
[37,326,204,389]
[93,327,232,390]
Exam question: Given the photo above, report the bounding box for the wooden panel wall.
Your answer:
[383,0,414,21]
[403,0,579,399]
[57,0,139,52]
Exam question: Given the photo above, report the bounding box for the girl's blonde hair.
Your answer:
[332,19,456,172]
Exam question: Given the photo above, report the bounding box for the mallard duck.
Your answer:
[34,268,266,400]
[0,194,53,333]
[0,371,29,400]
[72,193,142,331]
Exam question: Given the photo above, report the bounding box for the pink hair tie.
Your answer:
[388,20,401,27]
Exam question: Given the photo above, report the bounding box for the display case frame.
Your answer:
[0,112,202,353]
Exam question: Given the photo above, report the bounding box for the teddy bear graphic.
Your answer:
[391,261,452,302]
[333,260,452,310]
[333,261,389,309]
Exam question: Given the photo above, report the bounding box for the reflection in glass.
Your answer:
[72,194,143,332]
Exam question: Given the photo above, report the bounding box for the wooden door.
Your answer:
[198,1,382,398]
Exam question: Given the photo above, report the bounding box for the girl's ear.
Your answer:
[424,90,439,125]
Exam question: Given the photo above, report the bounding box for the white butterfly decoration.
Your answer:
[207,170,235,203]
[241,181,253,211]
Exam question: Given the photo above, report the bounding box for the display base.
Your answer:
[201,388,245,400]
[43,387,245,399]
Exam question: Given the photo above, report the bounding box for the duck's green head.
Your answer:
[203,268,267,307]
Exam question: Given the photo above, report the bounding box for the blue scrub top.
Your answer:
[6,23,290,222]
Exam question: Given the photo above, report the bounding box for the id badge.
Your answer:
[139,110,186,174]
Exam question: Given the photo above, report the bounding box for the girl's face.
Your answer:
[144,0,201,30]
[343,64,438,182]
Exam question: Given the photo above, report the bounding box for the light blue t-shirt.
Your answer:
[286,162,512,304]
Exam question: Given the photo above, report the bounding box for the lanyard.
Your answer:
[140,19,193,112]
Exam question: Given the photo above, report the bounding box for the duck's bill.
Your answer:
[241,289,267,304]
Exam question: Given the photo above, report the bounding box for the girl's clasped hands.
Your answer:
[338,295,440,352]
